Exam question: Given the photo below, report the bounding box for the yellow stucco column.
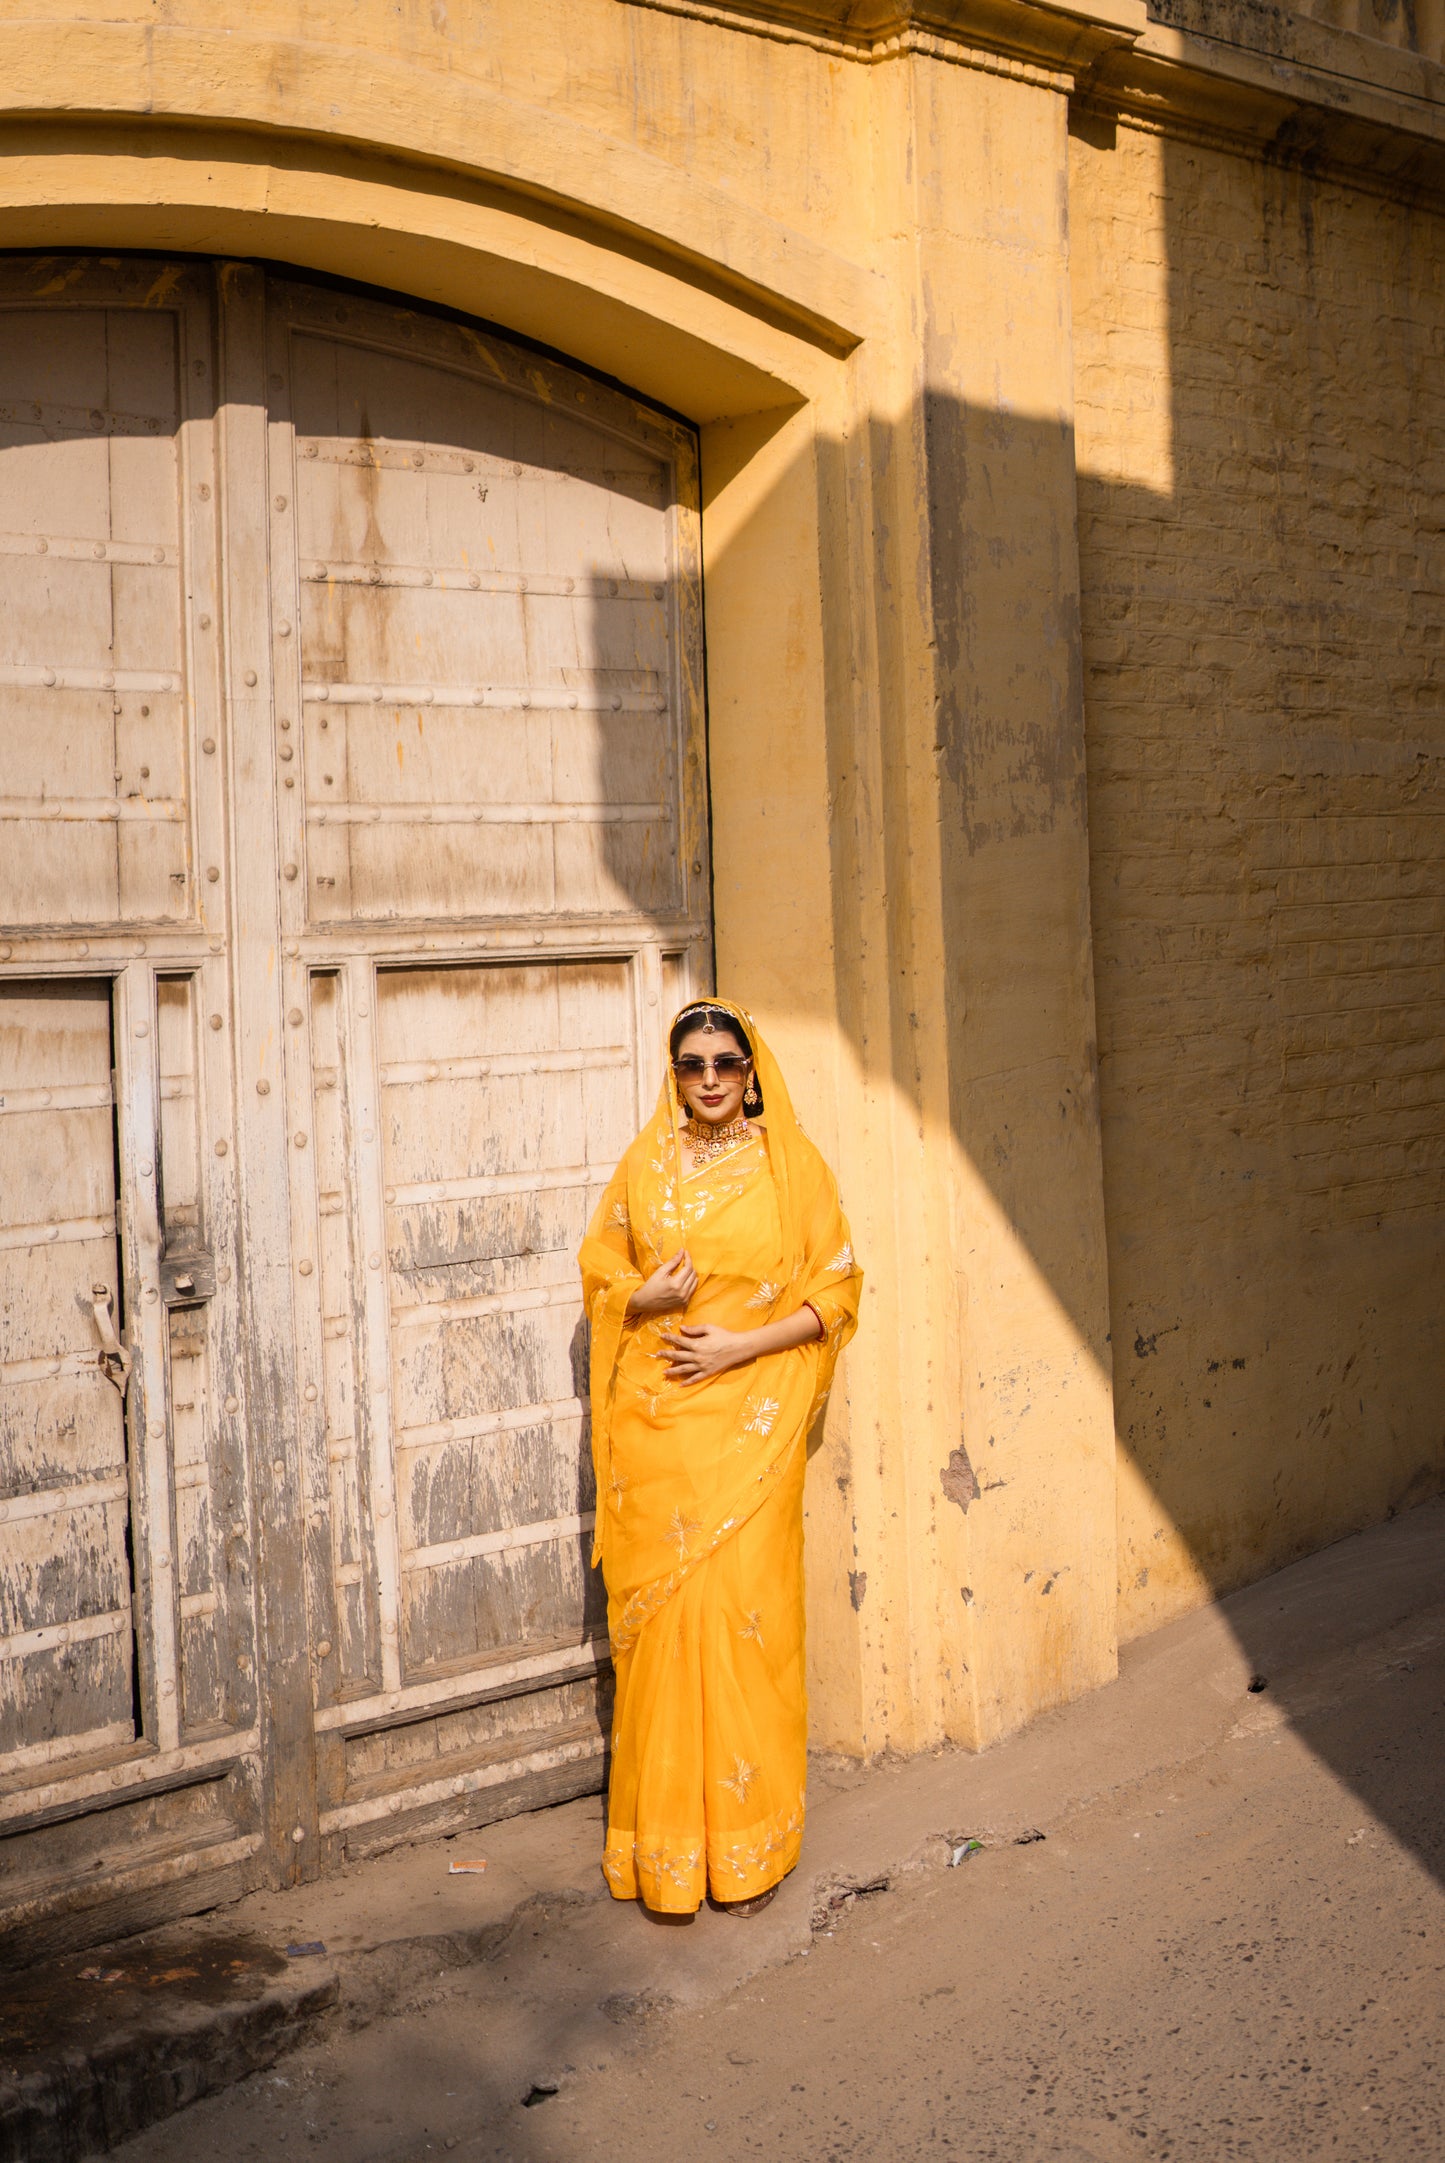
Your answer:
[706,22,1124,1758]
[751,33,1124,1757]
[908,46,1121,1745]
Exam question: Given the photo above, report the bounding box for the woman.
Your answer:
[579,998,862,1916]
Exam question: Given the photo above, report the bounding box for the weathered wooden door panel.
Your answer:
[277,290,692,930]
[377,959,630,1679]
[0,303,190,930]
[0,980,134,1768]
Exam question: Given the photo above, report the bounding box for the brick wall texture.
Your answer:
[1070,118,1445,1638]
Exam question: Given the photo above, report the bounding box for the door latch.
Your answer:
[90,1284,132,1398]
[160,1245,216,1306]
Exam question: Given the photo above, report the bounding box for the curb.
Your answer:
[0,1883,606,2163]
[0,1934,338,2163]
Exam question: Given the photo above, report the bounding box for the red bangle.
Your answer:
[803,1300,825,1339]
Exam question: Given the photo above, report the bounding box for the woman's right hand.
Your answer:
[626,1249,697,1319]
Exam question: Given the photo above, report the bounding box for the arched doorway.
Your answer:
[0,254,709,1952]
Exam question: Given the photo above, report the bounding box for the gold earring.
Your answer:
[744,1076,760,1110]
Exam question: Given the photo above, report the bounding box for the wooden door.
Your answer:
[263,280,708,1857]
[0,257,709,1940]
[0,983,132,1772]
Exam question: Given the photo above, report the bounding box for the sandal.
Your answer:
[720,1885,778,1917]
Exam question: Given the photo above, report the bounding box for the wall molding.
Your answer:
[621,0,1445,199]
[1086,21,1445,208]
[618,0,1143,83]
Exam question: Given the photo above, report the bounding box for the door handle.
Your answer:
[90,1283,133,1398]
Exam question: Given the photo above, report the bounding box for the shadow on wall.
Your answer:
[1072,107,1445,1748]
[1073,109,1445,1611]
[1079,110,1445,1878]
[680,122,1445,1883]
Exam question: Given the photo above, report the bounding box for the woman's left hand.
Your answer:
[660,1322,753,1384]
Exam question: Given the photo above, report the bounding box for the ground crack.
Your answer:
[810,1875,890,1931]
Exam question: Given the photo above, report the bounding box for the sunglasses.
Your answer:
[672,1054,751,1080]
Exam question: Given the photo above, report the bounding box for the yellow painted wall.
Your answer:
[1071,114,1445,1638]
[1,0,1441,1767]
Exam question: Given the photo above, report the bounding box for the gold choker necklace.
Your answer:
[683,1114,752,1166]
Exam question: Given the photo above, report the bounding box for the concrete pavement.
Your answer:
[5,1496,1442,2162]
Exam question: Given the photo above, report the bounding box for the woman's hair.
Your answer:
[668,1004,763,1111]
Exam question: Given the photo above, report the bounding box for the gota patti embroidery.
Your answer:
[602,1793,806,1908]
[667,1507,703,1561]
[709,1797,806,1893]
[603,1838,702,1900]
[719,1755,758,1804]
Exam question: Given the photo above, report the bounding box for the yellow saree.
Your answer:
[578,1000,862,1913]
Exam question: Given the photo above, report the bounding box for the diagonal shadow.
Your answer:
[674,118,1445,1890]
[1070,100,1445,1857]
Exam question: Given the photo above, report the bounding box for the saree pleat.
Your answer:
[603,1426,808,1910]
[579,1001,861,1913]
